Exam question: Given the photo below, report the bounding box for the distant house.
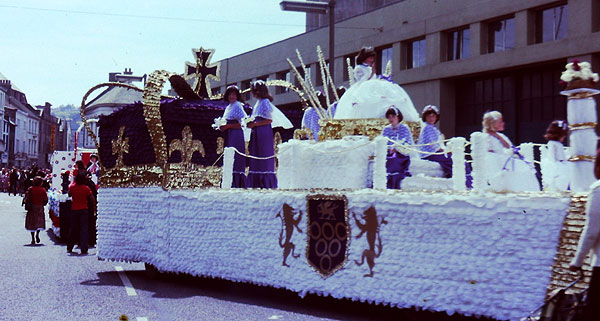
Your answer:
[0,72,68,168]
[37,102,69,168]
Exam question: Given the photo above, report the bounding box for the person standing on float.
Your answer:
[247,81,277,188]
[219,85,248,188]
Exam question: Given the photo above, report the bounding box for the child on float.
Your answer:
[382,106,413,189]
[334,47,418,121]
[541,120,570,191]
[247,81,292,188]
[219,85,248,188]
[482,111,540,191]
[418,105,453,177]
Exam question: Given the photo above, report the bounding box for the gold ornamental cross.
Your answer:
[169,126,205,165]
[184,47,221,99]
[112,126,129,167]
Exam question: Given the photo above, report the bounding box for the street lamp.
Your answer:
[280,1,336,88]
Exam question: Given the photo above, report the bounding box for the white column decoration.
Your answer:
[221,147,234,189]
[539,143,550,191]
[564,93,598,191]
[519,143,535,164]
[470,132,488,191]
[372,136,388,189]
[447,137,467,191]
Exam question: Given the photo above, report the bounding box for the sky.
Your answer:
[0,0,306,107]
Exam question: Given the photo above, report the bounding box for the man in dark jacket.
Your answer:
[9,169,18,196]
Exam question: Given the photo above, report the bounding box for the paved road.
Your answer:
[0,193,493,321]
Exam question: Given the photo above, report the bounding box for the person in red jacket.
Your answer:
[67,173,96,255]
[25,177,48,245]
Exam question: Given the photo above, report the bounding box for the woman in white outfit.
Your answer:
[482,111,540,192]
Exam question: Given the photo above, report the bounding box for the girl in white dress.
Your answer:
[483,111,540,192]
[541,120,570,191]
[334,47,419,121]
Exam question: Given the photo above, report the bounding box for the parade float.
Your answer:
[78,47,600,321]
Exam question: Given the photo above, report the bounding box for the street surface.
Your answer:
[0,193,493,321]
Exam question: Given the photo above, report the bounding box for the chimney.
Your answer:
[124,68,133,75]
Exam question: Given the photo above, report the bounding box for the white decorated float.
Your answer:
[82,49,599,321]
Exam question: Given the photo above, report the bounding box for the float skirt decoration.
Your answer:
[97,187,570,321]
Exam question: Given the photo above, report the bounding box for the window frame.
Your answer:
[535,2,568,43]
[446,26,470,61]
[406,37,426,69]
[487,15,516,53]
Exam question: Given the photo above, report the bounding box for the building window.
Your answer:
[293,66,311,88]
[343,53,358,81]
[377,46,393,75]
[447,27,470,61]
[276,70,292,94]
[406,38,426,69]
[488,17,515,53]
[536,4,568,43]
[241,80,252,101]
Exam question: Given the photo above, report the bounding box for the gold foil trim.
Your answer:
[168,126,206,167]
[293,128,314,140]
[317,119,421,142]
[142,70,174,166]
[162,163,222,190]
[112,126,130,168]
[568,155,596,162]
[305,193,350,279]
[569,122,597,131]
[216,137,224,155]
[567,91,599,99]
[99,164,163,188]
[546,194,593,296]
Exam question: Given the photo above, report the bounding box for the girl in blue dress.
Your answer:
[381,106,413,189]
[418,105,472,187]
[247,81,291,188]
[219,85,248,188]
[418,105,453,177]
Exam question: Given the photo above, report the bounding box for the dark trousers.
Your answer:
[424,154,453,178]
[583,267,600,321]
[9,183,17,196]
[67,209,89,253]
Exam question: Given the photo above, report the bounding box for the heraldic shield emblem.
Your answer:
[306,194,350,278]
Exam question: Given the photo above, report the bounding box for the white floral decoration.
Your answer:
[560,61,600,83]
[211,117,227,130]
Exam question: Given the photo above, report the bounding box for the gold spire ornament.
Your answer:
[169,126,206,166]
[112,126,129,167]
[184,47,221,99]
